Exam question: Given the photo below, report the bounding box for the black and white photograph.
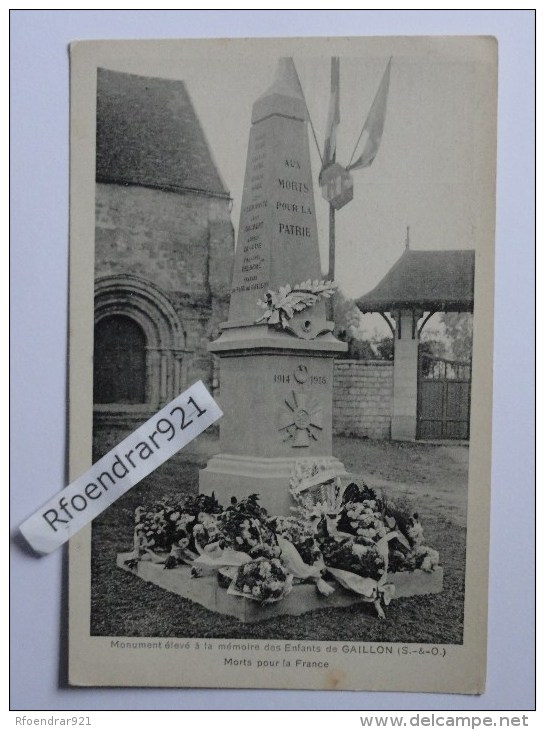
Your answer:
[67,35,497,692]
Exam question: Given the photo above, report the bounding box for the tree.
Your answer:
[332,290,375,359]
[332,290,362,341]
[420,326,448,359]
[373,336,394,361]
[439,312,473,361]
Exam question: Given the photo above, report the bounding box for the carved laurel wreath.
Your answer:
[256,279,336,328]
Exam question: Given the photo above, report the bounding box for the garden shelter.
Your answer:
[356,246,475,440]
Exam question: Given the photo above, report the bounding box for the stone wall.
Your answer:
[95,183,234,389]
[333,360,393,439]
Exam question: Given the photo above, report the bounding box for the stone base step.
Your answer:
[117,552,443,624]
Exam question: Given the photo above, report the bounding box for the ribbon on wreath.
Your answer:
[192,543,251,570]
[277,536,335,596]
[324,531,409,618]
[125,525,201,570]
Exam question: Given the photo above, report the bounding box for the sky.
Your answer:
[93,38,494,334]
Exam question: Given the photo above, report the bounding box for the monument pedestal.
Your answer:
[200,325,347,515]
[199,453,348,515]
[200,454,346,517]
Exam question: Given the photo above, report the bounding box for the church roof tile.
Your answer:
[96,68,229,198]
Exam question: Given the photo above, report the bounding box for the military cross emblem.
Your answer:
[277,391,323,447]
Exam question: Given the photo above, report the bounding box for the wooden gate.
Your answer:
[417,355,471,440]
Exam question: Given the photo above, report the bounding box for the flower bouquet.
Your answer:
[129,494,223,570]
[192,512,222,553]
[336,482,442,572]
[218,494,280,560]
[320,536,386,582]
[190,495,277,577]
[269,516,335,595]
[319,535,393,617]
[381,504,440,574]
[269,516,322,568]
[337,484,393,541]
[228,557,294,604]
[133,498,189,554]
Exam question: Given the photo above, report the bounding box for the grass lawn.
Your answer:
[91,430,467,644]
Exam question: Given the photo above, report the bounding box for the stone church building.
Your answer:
[93,68,234,426]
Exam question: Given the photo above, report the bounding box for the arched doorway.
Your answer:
[93,275,189,419]
[94,315,147,404]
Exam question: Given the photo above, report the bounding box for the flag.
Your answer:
[347,58,391,172]
[320,57,340,180]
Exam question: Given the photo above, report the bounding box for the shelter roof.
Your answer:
[96,68,229,198]
[356,248,475,313]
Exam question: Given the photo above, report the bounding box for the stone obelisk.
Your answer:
[199,58,347,515]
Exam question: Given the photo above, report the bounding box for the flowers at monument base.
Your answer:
[338,500,389,541]
[288,460,346,527]
[378,504,440,574]
[133,501,192,554]
[268,516,322,569]
[125,486,440,618]
[320,536,386,582]
[265,515,336,596]
[388,542,440,573]
[229,556,294,605]
[217,494,281,560]
[415,545,440,572]
[336,484,393,541]
[130,494,223,569]
[192,512,222,552]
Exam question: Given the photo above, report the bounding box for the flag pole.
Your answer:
[327,57,339,322]
[319,57,391,325]
[328,203,335,321]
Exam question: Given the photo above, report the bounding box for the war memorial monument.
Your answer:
[199,58,348,515]
[116,58,443,623]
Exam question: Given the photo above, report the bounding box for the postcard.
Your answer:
[68,35,497,692]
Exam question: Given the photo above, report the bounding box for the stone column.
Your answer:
[173,353,182,396]
[160,350,168,403]
[146,348,161,406]
[391,310,420,441]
